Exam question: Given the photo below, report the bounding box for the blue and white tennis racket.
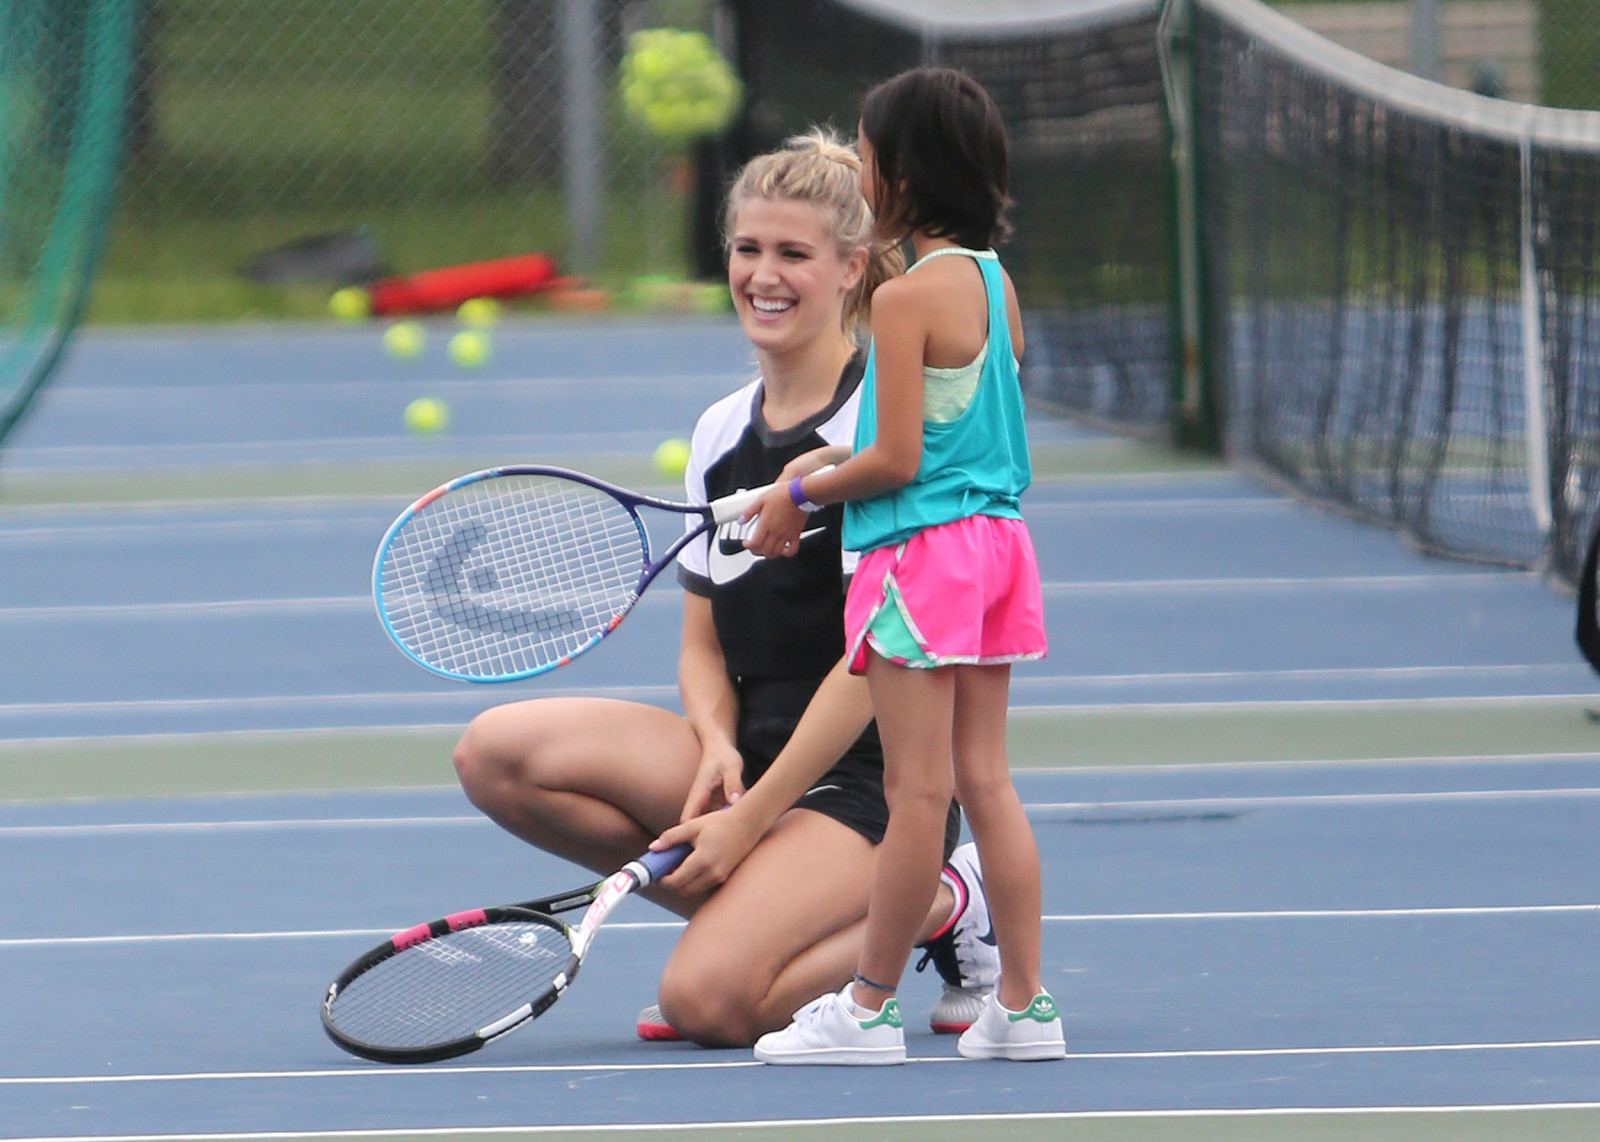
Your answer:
[373,465,772,682]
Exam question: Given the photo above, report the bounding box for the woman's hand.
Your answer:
[651,802,765,896]
[742,484,808,559]
[680,739,746,821]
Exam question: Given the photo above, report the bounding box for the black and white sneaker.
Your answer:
[915,842,1000,1033]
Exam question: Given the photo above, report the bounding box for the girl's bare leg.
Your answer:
[953,663,1042,1009]
[850,655,955,1011]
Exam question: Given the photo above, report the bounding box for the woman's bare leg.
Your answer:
[452,697,704,915]
[658,807,956,1045]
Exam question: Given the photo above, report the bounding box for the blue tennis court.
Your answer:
[1,319,1597,1139]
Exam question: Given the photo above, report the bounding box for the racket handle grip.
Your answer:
[709,465,835,524]
[635,842,692,886]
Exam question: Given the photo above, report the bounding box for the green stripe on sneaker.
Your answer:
[1009,994,1059,1023]
[859,998,903,1030]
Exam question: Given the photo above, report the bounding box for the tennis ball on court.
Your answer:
[403,397,450,435]
[328,287,369,322]
[448,330,491,368]
[382,321,425,359]
[654,437,691,478]
[457,296,500,329]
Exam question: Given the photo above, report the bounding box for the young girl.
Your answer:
[453,130,998,1047]
[744,69,1064,1063]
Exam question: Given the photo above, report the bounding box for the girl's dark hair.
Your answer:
[859,67,1011,250]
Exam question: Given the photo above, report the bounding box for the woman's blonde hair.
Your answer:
[722,128,903,336]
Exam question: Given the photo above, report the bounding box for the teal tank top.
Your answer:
[842,248,1032,553]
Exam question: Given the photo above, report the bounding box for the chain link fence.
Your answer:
[94,0,723,322]
[86,0,1600,323]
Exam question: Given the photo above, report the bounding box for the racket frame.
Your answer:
[322,843,688,1064]
[372,465,767,683]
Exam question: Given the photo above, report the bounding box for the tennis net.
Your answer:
[1189,0,1600,580]
[0,0,134,446]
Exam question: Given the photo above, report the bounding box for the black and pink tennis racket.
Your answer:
[322,843,689,1063]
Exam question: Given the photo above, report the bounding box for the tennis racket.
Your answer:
[373,465,780,682]
[322,842,690,1064]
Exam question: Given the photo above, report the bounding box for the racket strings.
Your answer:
[328,920,573,1050]
[380,475,647,679]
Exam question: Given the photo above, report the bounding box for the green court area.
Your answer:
[1,698,1594,802]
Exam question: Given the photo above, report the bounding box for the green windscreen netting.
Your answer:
[0,0,133,444]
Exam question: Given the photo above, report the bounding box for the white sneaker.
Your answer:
[957,989,1066,1061]
[915,842,1000,1031]
[753,986,906,1065]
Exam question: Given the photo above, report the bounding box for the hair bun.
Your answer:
[786,128,860,173]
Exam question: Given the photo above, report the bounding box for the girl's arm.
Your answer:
[677,593,747,819]
[652,653,873,895]
[744,282,929,556]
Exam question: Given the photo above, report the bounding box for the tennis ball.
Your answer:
[448,330,491,368]
[619,29,742,142]
[382,321,425,359]
[457,296,500,329]
[328,287,369,322]
[403,397,449,435]
[654,437,691,478]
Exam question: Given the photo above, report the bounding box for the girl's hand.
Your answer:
[679,740,745,821]
[742,484,807,559]
[650,803,764,896]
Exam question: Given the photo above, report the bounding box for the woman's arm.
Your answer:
[744,282,930,556]
[653,653,873,895]
[677,593,746,819]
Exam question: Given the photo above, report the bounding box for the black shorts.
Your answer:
[736,678,962,859]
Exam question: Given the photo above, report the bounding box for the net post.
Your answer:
[1157,0,1221,453]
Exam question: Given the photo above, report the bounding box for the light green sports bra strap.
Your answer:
[906,246,1012,364]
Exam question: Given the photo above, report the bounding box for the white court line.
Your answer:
[1029,785,1600,813]
[9,782,1600,840]
[7,1105,1600,1142]
[7,783,1600,839]
[0,573,1529,623]
[5,905,1595,950]
[0,667,1583,726]
[3,1040,1599,1089]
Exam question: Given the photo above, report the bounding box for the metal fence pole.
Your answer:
[560,0,602,276]
[1408,0,1439,82]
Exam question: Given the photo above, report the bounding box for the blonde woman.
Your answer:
[453,132,997,1047]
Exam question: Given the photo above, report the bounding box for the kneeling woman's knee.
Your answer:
[452,711,529,812]
[657,955,762,1047]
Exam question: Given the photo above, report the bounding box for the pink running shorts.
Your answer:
[844,513,1048,674]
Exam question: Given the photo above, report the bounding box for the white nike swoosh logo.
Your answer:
[707,525,826,586]
[802,784,843,797]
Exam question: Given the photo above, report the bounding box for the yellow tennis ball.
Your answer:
[448,330,491,368]
[404,397,449,435]
[382,321,425,359]
[654,437,691,478]
[457,297,500,329]
[328,287,369,322]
